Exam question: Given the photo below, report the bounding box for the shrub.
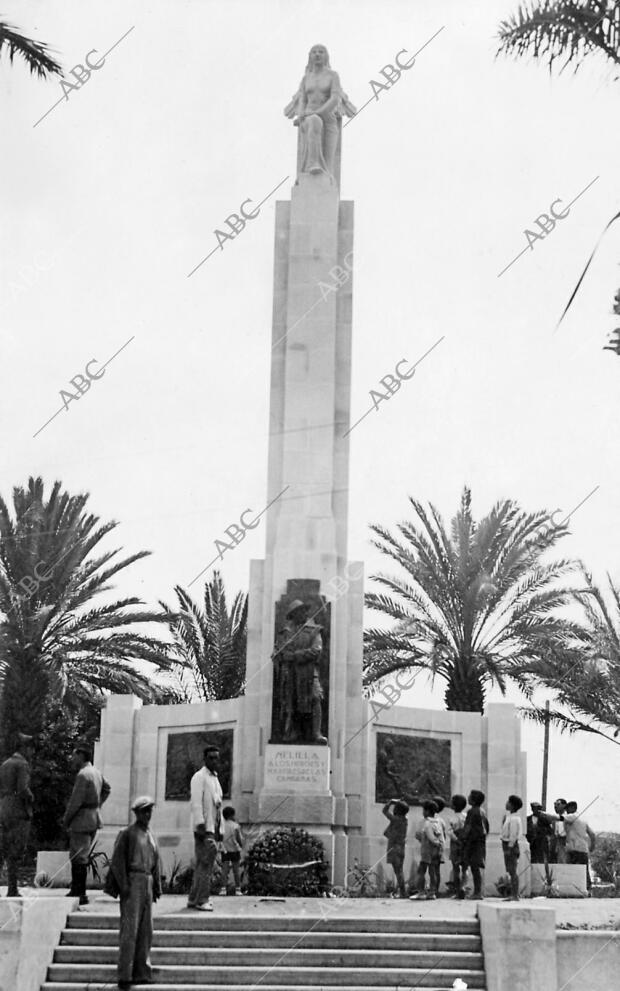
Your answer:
[161,856,223,895]
[591,833,620,885]
[247,826,329,897]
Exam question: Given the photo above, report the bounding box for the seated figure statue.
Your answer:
[284,43,356,180]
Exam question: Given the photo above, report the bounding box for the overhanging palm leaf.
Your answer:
[0,21,62,78]
[364,487,582,712]
[497,1,620,74]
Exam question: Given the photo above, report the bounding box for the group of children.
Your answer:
[383,790,524,900]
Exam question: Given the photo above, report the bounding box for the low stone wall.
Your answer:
[556,930,620,990]
[0,896,75,991]
[479,903,620,991]
[479,902,557,990]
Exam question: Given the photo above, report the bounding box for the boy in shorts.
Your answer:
[220,806,243,894]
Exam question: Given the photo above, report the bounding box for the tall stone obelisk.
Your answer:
[235,45,365,884]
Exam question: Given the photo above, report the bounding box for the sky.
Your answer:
[2,0,620,829]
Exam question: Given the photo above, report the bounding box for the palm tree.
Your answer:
[0,477,173,753]
[497,3,620,343]
[519,569,620,743]
[0,21,62,78]
[364,487,581,712]
[163,572,247,701]
[497,1,620,75]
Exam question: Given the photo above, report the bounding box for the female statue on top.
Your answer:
[284,44,356,180]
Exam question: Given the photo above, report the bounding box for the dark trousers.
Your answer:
[0,819,29,896]
[188,833,218,905]
[118,873,153,983]
[568,850,591,891]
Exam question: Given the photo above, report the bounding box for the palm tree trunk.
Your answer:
[444,657,485,712]
[0,652,49,755]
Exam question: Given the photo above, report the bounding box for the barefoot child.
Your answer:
[448,794,467,898]
[461,790,489,899]
[220,806,243,894]
[382,798,409,897]
[410,800,445,900]
[500,794,523,900]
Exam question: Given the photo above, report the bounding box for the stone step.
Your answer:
[60,928,482,951]
[46,964,487,987]
[43,985,481,991]
[66,912,481,935]
[53,946,484,969]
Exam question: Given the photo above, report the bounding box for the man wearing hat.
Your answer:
[272,599,326,744]
[526,802,553,864]
[63,742,111,905]
[105,796,161,991]
[0,733,34,897]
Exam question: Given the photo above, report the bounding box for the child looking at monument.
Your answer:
[447,794,468,899]
[500,794,523,900]
[381,799,409,897]
[220,806,243,895]
[461,790,489,900]
[410,800,445,900]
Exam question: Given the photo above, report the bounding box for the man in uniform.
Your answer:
[63,743,111,905]
[274,600,326,744]
[0,733,34,897]
[105,795,161,991]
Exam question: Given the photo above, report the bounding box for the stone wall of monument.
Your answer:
[358,700,528,895]
[95,693,525,892]
[94,694,241,873]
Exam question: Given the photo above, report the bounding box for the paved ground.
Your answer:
[7,889,620,928]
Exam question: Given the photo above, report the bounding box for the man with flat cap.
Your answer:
[272,599,326,744]
[63,742,111,905]
[105,795,161,991]
[0,733,34,897]
[526,802,553,864]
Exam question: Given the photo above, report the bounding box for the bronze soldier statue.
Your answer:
[272,599,327,744]
[0,733,34,897]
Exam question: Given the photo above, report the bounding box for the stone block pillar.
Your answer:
[95,694,141,838]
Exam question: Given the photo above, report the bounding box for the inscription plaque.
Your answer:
[264,743,330,792]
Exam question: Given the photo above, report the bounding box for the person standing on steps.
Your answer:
[461,790,489,900]
[63,742,110,906]
[105,795,161,991]
[0,733,34,897]
[188,744,223,911]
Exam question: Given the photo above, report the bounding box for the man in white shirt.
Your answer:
[563,801,596,893]
[550,798,568,863]
[187,745,223,912]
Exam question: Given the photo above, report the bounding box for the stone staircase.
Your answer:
[42,911,486,990]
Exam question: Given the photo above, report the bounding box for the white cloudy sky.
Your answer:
[2,0,620,829]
